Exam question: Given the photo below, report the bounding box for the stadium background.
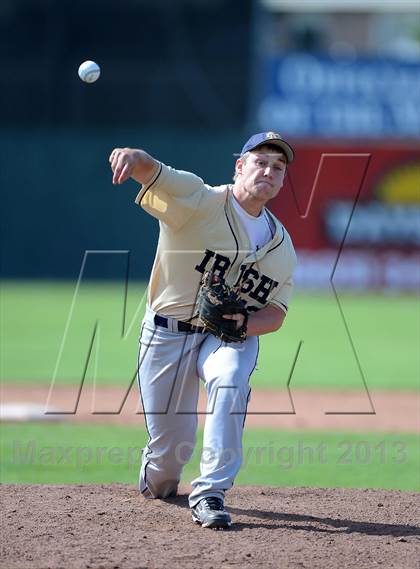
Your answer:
[1,0,419,493]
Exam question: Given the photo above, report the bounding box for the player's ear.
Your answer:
[235,158,243,177]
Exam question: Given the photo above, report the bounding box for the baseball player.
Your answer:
[109,132,296,529]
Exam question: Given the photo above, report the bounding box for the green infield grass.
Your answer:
[1,281,418,390]
[1,423,418,491]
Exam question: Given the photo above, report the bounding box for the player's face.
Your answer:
[237,148,287,203]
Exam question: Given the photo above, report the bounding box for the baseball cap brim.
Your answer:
[244,139,294,164]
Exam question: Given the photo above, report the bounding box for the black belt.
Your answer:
[154,314,204,334]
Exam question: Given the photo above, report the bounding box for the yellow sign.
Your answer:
[376,162,420,204]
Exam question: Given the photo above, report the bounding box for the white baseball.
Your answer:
[78,60,101,83]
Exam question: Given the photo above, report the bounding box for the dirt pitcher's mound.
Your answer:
[1,485,419,569]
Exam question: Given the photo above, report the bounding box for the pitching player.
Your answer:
[109,132,296,529]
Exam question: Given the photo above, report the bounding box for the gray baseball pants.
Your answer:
[138,306,259,507]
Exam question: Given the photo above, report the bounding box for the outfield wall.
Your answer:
[270,142,420,291]
[0,128,239,280]
[1,129,418,290]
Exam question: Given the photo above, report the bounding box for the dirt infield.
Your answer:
[1,384,419,433]
[1,484,419,569]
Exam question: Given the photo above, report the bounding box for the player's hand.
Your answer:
[109,148,142,185]
[222,313,246,330]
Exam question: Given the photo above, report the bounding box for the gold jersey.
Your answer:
[135,162,297,322]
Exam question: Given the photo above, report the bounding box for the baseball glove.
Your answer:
[195,270,248,343]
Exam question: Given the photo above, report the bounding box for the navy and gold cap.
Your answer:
[241,131,294,163]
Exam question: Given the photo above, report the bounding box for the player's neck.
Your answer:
[232,186,264,217]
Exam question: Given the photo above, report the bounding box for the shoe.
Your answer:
[191,497,232,529]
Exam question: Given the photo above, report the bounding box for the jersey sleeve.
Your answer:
[269,236,297,314]
[134,162,206,230]
[269,274,295,314]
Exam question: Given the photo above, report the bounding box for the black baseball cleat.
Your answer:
[191,497,232,530]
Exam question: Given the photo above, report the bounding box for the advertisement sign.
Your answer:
[257,54,420,138]
[269,143,420,290]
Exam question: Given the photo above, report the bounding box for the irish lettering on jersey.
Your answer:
[195,249,279,311]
